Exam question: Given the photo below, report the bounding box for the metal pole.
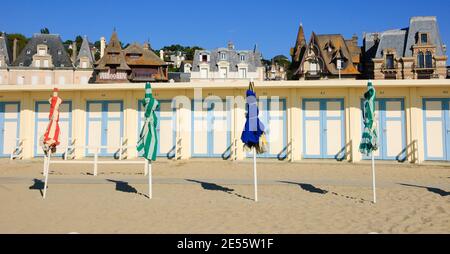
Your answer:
[144,159,149,176]
[148,160,152,199]
[43,151,51,199]
[94,148,98,176]
[372,152,377,204]
[253,147,258,202]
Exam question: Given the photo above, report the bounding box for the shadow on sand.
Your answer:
[186,179,253,201]
[107,179,148,198]
[279,181,328,194]
[399,183,449,197]
[279,181,372,204]
[29,179,44,197]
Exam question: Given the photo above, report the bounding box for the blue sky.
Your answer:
[1,0,449,60]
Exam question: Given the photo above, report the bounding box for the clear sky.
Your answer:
[1,0,449,60]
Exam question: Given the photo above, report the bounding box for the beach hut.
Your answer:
[85,100,124,156]
[191,98,232,158]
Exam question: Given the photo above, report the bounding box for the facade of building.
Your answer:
[291,25,361,80]
[190,42,264,82]
[0,33,95,85]
[265,60,287,81]
[94,31,168,83]
[363,16,448,80]
[1,79,450,164]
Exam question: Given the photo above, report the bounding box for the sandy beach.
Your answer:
[0,158,449,234]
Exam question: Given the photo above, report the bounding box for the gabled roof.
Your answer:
[292,24,307,63]
[0,33,11,65]
[123,43,167,66]
[95,31,130,71]
[13,33,73,68]
[75,36,94,67]
[312,34,360,75]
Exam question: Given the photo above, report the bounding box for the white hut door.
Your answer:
[0,102,20,157]
[423,99,449,161]
[210,100,230,157]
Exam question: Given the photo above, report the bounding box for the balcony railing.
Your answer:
[381,63,398,72]
[413,62,437,71]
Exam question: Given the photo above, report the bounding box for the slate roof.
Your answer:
[75,36,94,68]
[404,16,445,57]
[192,44,263,72]
[12,33,73,68]
[375,29,407,58]
[0,33,10,66]
[364,16,446,59]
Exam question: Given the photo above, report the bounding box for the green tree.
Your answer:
[6,33,29,61]
[40,28,50,34]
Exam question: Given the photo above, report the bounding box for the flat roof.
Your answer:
[1,80,450,92]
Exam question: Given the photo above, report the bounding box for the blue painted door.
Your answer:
[86,101,123,156]
[303,99,345,159]
[0,102,20,157]
[191,99,231,158]
[246,98,287,159]
[361,99,406,161]
[34,101,72,157]
[423,98,450,161]
[138,100,176,158]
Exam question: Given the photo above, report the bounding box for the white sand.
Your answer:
[0,159,449,234]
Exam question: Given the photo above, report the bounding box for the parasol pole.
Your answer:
[371,152,377,204]
[43,150,51,199]
[253,147,258,202]
[148,159,152,199]
[250,78,258,202]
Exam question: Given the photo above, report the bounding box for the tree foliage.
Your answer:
[159,44,204,61]
[40,28,50,34]
[6,33,29,60]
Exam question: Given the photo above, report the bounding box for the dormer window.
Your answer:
[240,54,246,61]
[57,50,62,55]
[386,54,395,69]
[200,53,209,62]
[26,49,31,55]
[220,52,226,60]
[38,45,47,56]
[420,33,429,45]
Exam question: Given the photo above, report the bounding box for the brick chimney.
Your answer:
[71,41,77,62]
[13,38,18,63]
[100,36,106,58]
[160,49,164,61]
